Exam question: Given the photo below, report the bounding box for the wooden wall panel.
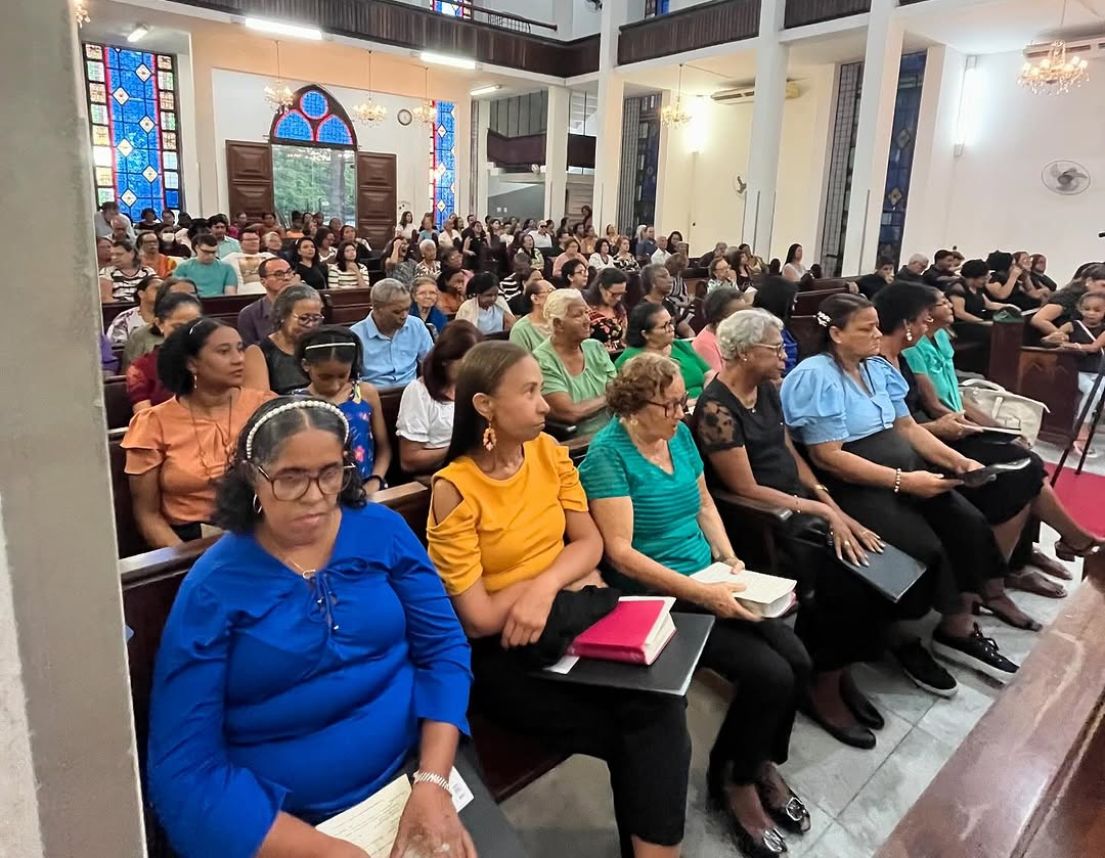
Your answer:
[225,140,273,218]
[357,152,397,250]
[618,0,760,66]
[784,0,871,29]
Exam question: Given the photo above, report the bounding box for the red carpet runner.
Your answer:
[1048,466,1105,536]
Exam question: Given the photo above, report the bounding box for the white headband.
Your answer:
[244,399,350,461]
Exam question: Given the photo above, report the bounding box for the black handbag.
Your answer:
[510,585,621,668]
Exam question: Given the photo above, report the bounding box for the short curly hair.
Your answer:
[606,352,679,417]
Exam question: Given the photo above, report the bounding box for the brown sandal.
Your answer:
[1005,569,1067,599]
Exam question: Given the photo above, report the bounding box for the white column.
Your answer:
[473,99,490,218]
[842,0,903,274]
[0,1,146,855]
[743,0,789,259]
[591,0,629,231]
[899,44,965,259]
[544,85,570,220]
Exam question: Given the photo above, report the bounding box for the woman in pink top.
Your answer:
[552,237,587,278]
[694,286,748,372]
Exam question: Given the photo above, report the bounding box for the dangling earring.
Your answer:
[905,326,914,343]
[482,422,497,452]
[252,493,263,516]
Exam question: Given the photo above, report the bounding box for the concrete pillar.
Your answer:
[591,0,629,231]
[900,45,965,260]
[842,0,903,274]
[473,99,490,218]
[743,0,789,259]
[0,1,147,856]
[544,85,570,220]
[454,94,473,222]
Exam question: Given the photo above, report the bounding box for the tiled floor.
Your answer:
[500,525,1085,857]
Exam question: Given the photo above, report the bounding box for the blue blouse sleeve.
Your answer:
[780,358,849,445]
[386,516,473,735]
[148,568,286,858]
[871,358,910,420]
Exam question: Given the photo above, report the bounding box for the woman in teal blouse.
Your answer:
[902,290,963,412]
[616,302,713,397]
[580,351,812,858]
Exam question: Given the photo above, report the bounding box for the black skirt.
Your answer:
[947,436,1044,524]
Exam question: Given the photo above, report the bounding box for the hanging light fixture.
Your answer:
[411,65,437,126]
[661,64,691,128]
[264,40,295,113]
[351,51,388,126]
[73,0,91,28]
[1017,0,1089,95]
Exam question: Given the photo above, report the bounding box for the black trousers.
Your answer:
[470,638,690,849]
[678,611,810,784]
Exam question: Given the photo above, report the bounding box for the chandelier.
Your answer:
[411,66,437,126]
[264,41,295,113]
[1018,1,1089,95]
[1018,41,1089,94]
[661,64,691,128]
[73,0,91,28]
[351,51,387,126]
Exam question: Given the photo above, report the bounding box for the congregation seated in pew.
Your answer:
[351,279,434,387]
[125,293,202,412]
[410,273,449,340]
[580,352,813,855]
[1030,262,1105,338]
[147,396,475,858]
[584,267,630,351]
[507,279,555,352]
[236,257,296,349]
[243,284,324,394]
[752,276,800,375]
[427,342,691,858]
[454,271,515,335]
[122,318,273,547]
[692,286,747,373]
[618,302,714,399]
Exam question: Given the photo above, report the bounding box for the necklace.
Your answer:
[285,556,317,581]
[187,390,235,483]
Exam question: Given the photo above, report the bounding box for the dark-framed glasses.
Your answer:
[255,463,354,501]
[647,393,690,417]
[293,312,325,325]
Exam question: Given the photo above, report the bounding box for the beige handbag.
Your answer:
[959,379,1048,444]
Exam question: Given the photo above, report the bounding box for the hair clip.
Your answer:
[816,311,832,328]
[244,400,350,461]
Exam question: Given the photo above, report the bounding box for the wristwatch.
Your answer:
[412,770,452,795]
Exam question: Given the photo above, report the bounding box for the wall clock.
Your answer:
[397,109,413,127]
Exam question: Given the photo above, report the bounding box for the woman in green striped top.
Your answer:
[580,352,812,858]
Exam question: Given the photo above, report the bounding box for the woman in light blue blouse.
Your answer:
[780,295,1019,730]
[148,396,474,858]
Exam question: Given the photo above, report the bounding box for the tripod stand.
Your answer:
[1050,360,1105,483]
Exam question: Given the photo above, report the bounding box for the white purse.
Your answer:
[959,379,1048,444]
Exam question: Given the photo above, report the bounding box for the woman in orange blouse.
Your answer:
[122,318,273,547]
[427,341,691,858]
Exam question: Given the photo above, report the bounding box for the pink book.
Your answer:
[567,597,676,665]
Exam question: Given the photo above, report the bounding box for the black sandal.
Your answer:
[757,786,811,835]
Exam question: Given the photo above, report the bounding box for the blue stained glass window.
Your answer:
[877,52,927,268]
[275,111,313,141]
[432,101,457,229]
[432,1,470,17]
[270,86,356,149]
[81,44,185,218]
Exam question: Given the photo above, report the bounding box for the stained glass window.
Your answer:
[432,1,471,17]
[432,101,457,229]
[877,52,927,268]
[270,86,357,149]
[82,43,185,218]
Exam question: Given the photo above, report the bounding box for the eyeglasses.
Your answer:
[266,269,294,279]
[293,313,325,325]
[646,394,689,417]
[654,320,676,332]
[255,463,354,501]
[750,343,787,358]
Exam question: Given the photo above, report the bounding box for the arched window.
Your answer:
[269,86,357,228]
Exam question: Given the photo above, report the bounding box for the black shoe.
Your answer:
[931,623,1019,684]
[892,639,958,698]
[799,700,876,749]
[725,816,788,857]
[758,788,811,835]
[840,671,885,730]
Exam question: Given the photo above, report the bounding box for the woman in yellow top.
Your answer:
[427,341,691,858]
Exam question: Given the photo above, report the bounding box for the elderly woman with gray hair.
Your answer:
[414,238,442,279]
[351,279,434,386]
[533,289,617,436]
[690,308,890,751]
[243,284,324,394]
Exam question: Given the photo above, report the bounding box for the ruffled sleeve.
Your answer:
[871,358,911,419]
[548,435,588,512]
[780,357,849,445]
[121,406,165,475]
[426,470,485,596]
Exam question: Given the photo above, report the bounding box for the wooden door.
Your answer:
[225,141,273,218]
[356,152,397,250]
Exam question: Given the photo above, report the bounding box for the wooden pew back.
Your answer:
[794,286,847,316]
[104,375,133,430]
[110,429,149,558]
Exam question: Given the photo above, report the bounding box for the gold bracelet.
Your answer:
[792,494,802,513]
[814,483,830,496]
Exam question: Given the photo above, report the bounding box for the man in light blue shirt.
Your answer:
[210,213,242,259]
[352,279,433,386]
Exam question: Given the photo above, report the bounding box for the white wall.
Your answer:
[210,69,434,219]
[939,50,1105,278]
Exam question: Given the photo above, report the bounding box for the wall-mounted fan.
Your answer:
[584,0,603,10]
[732,175,747,197]
[1041,160,1091,195]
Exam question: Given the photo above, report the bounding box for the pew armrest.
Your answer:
[711,488,793,522]
[119,536,220,585]
[543,420,579,441]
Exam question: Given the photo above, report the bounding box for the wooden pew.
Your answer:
[104,375,133,430]
[121,483,570,857]
[794,286,847,316]
[1018,346,1080,444]
[110,428,149,558]
[789,315,822,361]
[376,384,407,488]
[323,287,373,326]
[878,554,1105,858]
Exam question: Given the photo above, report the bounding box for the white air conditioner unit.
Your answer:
[1024,33,1105,61]
[711,80,800,104]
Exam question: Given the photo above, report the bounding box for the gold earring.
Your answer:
[482,422,497,452]
[905,326,914,343]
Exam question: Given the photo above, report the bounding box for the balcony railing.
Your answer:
[618,0,760,66]
[176,0,598,76]
[784,0,871,29]
[487,131,595,170]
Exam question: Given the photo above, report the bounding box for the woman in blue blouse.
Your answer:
[148,396,474,858]
[752,276,800,375]
[780,295,1019,703]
